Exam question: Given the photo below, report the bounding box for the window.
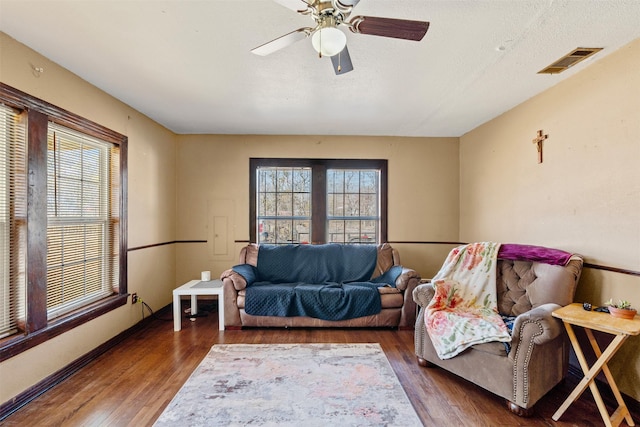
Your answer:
[256,167,311,244]
[46,124,119,319]
[327,169,380,243]
[250,159,387,244]
[0,83,127,360]
[0,104,26,339]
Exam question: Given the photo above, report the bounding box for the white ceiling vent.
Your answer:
[538,47,603,74]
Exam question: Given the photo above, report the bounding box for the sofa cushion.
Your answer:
[237,288,403,310]
[244,282,383,321]
[242,243,396,279]
[470,341,509,356]
[372,243,395,278]
[256,244,377,284]
[244,244,259,267]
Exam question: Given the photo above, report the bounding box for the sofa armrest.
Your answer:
[398,270,421,328]
[395,267,420,291]
[412,282,435,308]
[508,303,563,360]
[220,269,248,291]
[221,277,242,328]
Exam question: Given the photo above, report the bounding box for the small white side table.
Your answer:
[173,279,224,331]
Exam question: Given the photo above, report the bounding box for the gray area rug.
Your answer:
[154,343,422,426]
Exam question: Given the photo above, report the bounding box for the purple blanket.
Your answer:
[498,244,572,266]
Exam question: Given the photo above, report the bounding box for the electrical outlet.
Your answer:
[131,293,138,304]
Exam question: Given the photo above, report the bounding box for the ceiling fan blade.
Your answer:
[331,46,354,75]
[349,16,429,41]
[273,0,310,12]
[251,28,313,56]
[336,0,360,7]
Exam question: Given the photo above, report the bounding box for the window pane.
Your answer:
[262,169,276,192]
[274,219,293,244]
[258,192,276,216]
[345,219,361,242]
[328,220,345,243]
[360,171,377,193]
[361,194,377,216]
[345,194,359,216]
[327,193,339,216]
[344,170,359,193]
[83,182,101,216]
[276,169,292,191]
[293,169,310,192]
[258,219,275,244]
[294,220,310,244]
[361,220,377,242]
[293,193,310,217]
[47,217,110,318]
[276,193,292,216]
[328,170,344,193]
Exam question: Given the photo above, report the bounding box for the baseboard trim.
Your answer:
[0,305,170,422]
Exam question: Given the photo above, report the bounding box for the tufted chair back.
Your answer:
[496,258,583,317]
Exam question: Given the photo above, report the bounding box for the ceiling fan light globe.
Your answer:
[311,27,347,57]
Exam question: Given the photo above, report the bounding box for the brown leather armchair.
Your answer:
[413,255,583,416]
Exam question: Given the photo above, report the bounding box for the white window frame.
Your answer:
[46,125,114,319]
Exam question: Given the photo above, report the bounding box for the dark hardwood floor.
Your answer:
[3,305,635,427]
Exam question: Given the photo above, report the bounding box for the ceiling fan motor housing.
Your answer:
[312,18,347,57]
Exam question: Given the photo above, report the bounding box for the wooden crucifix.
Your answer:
[532,130,548,163]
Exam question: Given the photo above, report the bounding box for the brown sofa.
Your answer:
[413,250,583,416]
[221,243,420,329]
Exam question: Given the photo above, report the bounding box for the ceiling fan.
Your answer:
[251,0,430,75]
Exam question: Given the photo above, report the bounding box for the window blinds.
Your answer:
[0,104,27,338]
[46,124,116,319]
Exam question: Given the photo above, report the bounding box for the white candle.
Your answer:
[201,271,211,281]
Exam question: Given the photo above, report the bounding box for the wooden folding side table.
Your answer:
[552,303,640,427]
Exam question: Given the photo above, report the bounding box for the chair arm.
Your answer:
[395,267,421,292]
[412,282,435,308]
[221,277,242,327]
[220,269,247,291]
[508,303,563,360]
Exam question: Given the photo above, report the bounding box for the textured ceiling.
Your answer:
[1,0,639,137]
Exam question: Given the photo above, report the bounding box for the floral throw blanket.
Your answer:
[425,242,511,360]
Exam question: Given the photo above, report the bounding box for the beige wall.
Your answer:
[174,134,460,284]
[460,38,640,399]
[0,33,178,404]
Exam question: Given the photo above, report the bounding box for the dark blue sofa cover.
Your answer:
[232,244,402,321]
